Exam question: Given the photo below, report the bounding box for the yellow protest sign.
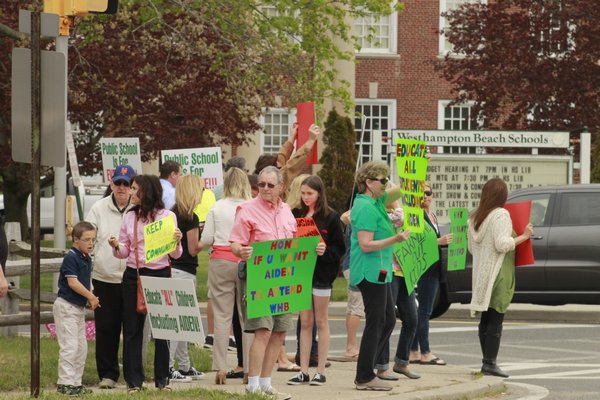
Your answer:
[144,214,177,263]
[396,139,429,233]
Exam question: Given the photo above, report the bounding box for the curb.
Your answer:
[408,376,506,400]
[438,306,600,324]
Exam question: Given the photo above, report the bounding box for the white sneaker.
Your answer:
[179,366,205,380]
[169,368,192,383]
[98,378,116,389]
[263,386,292,400]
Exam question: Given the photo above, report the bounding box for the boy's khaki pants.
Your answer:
[53,297,87,386]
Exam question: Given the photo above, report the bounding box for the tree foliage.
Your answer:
[0,0,402,232]
[438,0,600,132]
[318,109,357,213]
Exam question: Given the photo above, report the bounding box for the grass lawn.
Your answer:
[18,242,349,303]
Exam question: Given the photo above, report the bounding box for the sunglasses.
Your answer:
[424,190,433,196]
[113,180,130,187]
[257,182,277,189]
[370,177,389,186]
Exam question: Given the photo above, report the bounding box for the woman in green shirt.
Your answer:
[350,161,410,391]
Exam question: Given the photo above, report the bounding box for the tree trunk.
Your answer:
[1,163,32,240]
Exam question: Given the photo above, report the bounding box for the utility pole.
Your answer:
[30,1,42,396]
[12,1,118,396]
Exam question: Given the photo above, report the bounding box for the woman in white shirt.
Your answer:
[201,167,252,384]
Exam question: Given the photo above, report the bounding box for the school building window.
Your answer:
[355,9,398,54]
[260,109,295,154]
[355,100,397,165]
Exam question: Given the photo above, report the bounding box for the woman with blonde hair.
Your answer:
[201,167,253,384]
[350,161,410,391]
[285,173,310,208]
[168,174,206,381]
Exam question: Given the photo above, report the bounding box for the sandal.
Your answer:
[420,357,446,366]
[276,363,301,372]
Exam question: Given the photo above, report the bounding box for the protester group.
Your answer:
[49,121,532,398]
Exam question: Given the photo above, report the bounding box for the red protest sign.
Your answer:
[295,217,323,242]
[296,102,318,164]
[504,201,535,267]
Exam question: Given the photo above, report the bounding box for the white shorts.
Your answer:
[312,287,331,297]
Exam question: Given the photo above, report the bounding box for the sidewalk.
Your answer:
[179,356,505,400]
[95,352,505,400]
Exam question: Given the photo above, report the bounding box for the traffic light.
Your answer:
[43,0,118,17]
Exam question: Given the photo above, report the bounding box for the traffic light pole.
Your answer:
[53,35,68,286]
[30,2,42,398]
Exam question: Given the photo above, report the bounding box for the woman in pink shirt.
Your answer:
[109,175,183,393]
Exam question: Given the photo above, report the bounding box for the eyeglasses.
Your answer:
[257,182,277,189]
[424,190,433,196]
[77,238,96,244]
[370,177,389,186]
[113,180,130,187]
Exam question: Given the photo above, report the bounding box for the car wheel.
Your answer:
[430,283,451,319]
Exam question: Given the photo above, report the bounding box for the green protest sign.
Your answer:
[143,214,177,263]
[393,223,439,295]
[396,139,429,233]
[247,236,320,319]
[447,208,469,271]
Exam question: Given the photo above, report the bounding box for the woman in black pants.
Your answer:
[109,175,183,393]
[349,161,410,391]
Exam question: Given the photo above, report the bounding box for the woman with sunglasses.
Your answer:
[109,174,183,393]
[87,164,136,389]
[350,161,410,391]
[409,182,453,366]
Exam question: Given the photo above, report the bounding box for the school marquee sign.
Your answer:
[393,129,570,149]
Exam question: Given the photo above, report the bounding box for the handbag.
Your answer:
[133,215,147,315]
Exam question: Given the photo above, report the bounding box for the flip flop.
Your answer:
[420,357,446,366]
[277,363,301,372]
[409,359,421,364]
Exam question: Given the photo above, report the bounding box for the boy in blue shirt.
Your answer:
[53,221,99,396]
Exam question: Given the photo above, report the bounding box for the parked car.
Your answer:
[432,184,600,318]
[0,183,107,233]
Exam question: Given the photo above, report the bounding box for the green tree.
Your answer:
[1,0,402,234]
[318,109,357,213]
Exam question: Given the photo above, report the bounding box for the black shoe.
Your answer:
[481,363,509,378]
[203,335,214,349]
[228,337,237,351]
[310,373,326,386]
[287,372,310,385]
[226,369,244,379]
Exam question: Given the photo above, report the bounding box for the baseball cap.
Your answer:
[112,165,136,183]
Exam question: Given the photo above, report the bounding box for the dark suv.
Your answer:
[433,184,600,317]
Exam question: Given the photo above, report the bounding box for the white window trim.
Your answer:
[437,99,476,130]
[438,100,486,154]
[355,98,397,163]
[259,107,297,154]
[439,0,487,56]
[356,9,398,55]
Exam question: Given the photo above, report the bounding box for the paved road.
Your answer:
[315,316,600,400]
